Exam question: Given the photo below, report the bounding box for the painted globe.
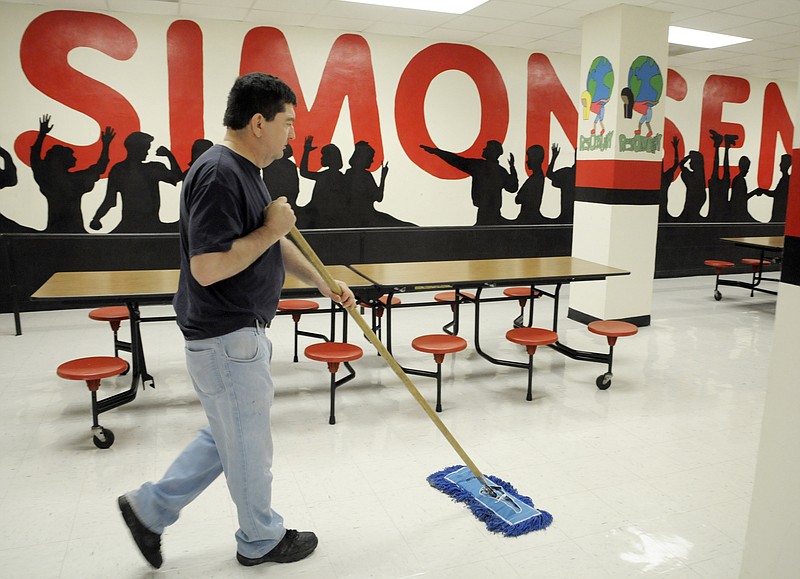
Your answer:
[586,56,614,103]
[628,55,662,105]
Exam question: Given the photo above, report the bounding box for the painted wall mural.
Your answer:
[0,5,795,235]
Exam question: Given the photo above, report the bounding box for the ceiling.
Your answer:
[6,0,800,81]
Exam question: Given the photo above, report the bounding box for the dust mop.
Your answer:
[289,227,552,537]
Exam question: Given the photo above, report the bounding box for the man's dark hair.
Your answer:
[223,73,297,130]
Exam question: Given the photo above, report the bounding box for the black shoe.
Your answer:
[118,495,163,569]
[236,530,318,566]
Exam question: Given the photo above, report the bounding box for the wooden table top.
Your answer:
[721,236,784,250]
[350,256,629,290]
[31,265,369,300]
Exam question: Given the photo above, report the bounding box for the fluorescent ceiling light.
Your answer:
[340,0,489,14]
[668,26,751,49]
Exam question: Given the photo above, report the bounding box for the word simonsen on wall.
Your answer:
[0,4,795,235]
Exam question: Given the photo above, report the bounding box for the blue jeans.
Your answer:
[126,326,285,558]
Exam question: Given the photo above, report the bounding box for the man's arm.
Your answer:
[190,197,295,287]
[280,237,356,308]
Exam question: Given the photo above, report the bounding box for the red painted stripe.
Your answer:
[576,159,661,190]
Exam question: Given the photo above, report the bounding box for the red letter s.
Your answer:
[15,10,139,173]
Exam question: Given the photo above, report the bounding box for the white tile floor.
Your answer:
[0,273,776,578]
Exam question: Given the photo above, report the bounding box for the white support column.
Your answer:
[740,63,800,578]
[569,5,670,325]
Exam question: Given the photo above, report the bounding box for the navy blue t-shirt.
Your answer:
[173,145,285,340]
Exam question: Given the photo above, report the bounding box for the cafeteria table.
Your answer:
[719,236,783,297]
[31,265,372,417]
[348,256,630,371]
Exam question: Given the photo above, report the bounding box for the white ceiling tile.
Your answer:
[562,0,632,11]
[722,19,800,39]
[421,27,485,43]
[673,10,753,32]
[305,13,374,32]
[534,7,589,27]
[776,11,800,26]
[179,3,249,20]
[722,0,800,19]
[468,0,551,20]
[373,7,455,26]
[646,3,711,22]
[653,0,753,10]
[476,32,542,48]
[438,14,516,33]
[6,0,799,83]
[319,0,395,19]
[544,27,583,44]
[245,9,315,26]
[108,0,178,15]
[364,21,435,37]
[498,20,570,38]
[251,0,330,13]
[523,37,582,53]
[182,0,254,7]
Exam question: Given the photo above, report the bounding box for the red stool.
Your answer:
[503,287,541,327]
[406,334,467,412]
[88,306,132,364]
[304,342,363,424]
[505,327,558,401]
[703,259,734,301]
[57,356,129,448]
[278,299,324,362]
[741,258,772,297]
[588,320,638,390]
[434,291,476,335]
[359,295,401,341]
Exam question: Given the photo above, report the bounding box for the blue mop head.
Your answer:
[427,464,553,537]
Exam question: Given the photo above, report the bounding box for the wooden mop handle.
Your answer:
[289,227,487,484]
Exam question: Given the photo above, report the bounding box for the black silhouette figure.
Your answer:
[0,144,34,233]
[678,150,706,222]
[182,138,213,180]
[90,132,181,233]
[262,144,299,208]
[344,140,386,226]
[547,143,576,224]
[763,154,792,222]
[707,130,737,221]
[729,156,758,222]
[515,145,546,224]
[31,114,115,232]
[420,140,517,226]
[298,135,345,229]
[660,136,680,221]
[0,144,17,189]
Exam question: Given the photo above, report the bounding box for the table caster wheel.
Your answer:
[596,373,612,390]
[714,290,722,301]
[93,427,115,449]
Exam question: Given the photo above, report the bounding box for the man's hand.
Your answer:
[322,280,356,310]
[263,196,296,238]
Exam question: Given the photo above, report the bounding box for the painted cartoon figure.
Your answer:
[624,56,662,137]
[584,56,613,136]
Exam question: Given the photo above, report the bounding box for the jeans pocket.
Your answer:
[185,345,225,396]
[222,331,263,364]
